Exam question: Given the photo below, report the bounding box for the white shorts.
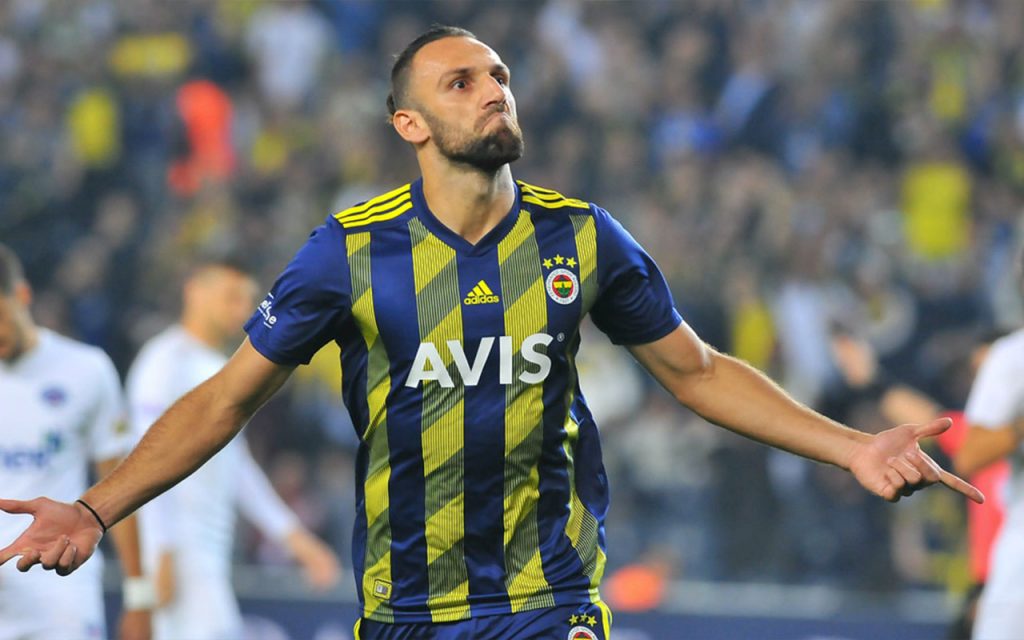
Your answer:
[0,563,105,640]
[155,569,242,640]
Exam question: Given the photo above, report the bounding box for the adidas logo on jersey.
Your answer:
[464,280,500,305]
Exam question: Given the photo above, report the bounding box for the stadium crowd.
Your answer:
[3,0,1023,597]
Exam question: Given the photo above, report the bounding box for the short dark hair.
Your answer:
[0,243,25,296]
[386,24,477,117]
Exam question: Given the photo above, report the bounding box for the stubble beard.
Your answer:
[426,110,525,173]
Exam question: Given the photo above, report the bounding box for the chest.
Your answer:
[349,218,594,378]
[0,370,94,468]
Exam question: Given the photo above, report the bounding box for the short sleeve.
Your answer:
[588,205,682,345]
[87,350,133,462]
[245,218,352,366]
[965,339,1024,429]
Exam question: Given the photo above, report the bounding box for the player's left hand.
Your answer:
[847,417,985,504]
[0,497,104,575]
[118,608,152,640]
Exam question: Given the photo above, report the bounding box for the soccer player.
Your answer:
[955,270,1024,639]
[0,243,152,640]
[0,27,984,640]
[125,260,341,640]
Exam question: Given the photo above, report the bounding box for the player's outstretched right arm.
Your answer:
[0,338,295,576]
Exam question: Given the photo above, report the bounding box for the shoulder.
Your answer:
[43,330,116,374]
[331,183,416,232]
[517,180,593,215]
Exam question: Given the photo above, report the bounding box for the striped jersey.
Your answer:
[244,178,682,623]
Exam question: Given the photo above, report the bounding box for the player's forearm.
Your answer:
[81,378,255,528]
[94,458,145,577]
[674,351,870,469]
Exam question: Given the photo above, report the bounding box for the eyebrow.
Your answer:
[437,63,510,87]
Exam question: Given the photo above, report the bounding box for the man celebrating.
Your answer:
[1,27,982,640]
[0,243,151,640]
[125,259,340,640]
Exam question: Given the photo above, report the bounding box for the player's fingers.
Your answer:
[883,468,904,502]
[16,548,40,572]
[56,543,77,576]
[39,536,70,571]
[0,542,23,566]
[0,498,37,515]
[889,455,923,485]
[902,450,942,484]
[912,416,953,440]
[940,469,985,504]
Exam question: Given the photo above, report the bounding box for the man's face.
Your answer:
[405,36,524,171]
[0,288,32,363]
[187,267,259,346]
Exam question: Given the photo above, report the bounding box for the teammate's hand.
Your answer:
[0,497,104,575]
[118,608,152,640]
[285,529,341,591]
[847,417,985,504]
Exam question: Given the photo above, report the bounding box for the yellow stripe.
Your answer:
[353,618,362,640]
[334,184,411,220]
[506,549,546,612]
[597,600,613,637]
[478,280,494,295]
[409,219,469,622]
[426,580,471,622]
[425,492,465,563]
[571,215,598,312]
[497,211,554,610]
[347,232,394,622]
[518,181,589,209]
[522,194,589,209]
[341,194,412,225]
[342,200,414,229]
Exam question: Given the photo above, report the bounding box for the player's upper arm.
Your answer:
[588,205,682,345]
[210,338,296,416]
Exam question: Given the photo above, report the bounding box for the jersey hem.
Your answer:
[362,587,600,624]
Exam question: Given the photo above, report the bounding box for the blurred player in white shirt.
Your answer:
[956,252,1024,640]
[0,243,151,640]
[125,259,340,640]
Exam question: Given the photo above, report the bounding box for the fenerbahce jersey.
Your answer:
[244,179,682,623]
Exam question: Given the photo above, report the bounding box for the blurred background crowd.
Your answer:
[3,0,1024,607]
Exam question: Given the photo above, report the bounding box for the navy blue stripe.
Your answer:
[529,211,593,601]
[456,253,513,616]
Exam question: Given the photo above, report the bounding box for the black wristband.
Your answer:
[75,499,108,534]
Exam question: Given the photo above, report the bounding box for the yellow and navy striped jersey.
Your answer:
[245,179,682,623]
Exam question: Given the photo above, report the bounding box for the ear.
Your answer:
[14,282,31,308]
[392,109,430,145]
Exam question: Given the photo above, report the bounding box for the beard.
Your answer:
[425,109,525,173]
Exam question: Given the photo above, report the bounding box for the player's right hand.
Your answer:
[0,497,104,576]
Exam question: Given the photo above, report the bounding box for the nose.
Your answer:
[483,76,508,110]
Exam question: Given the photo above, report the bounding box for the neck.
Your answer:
[420,160,516,245]
[180,316,221,350]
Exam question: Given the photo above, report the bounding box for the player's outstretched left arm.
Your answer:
[628,323,984,504]
[0,339,296,575]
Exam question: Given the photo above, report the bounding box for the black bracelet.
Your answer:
[75,499,108,534]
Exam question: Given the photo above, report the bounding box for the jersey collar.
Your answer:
[411,178,523,256]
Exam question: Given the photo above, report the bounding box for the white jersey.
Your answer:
[965,328,1024,639]
[0,328,129,639]
[125,325,298,579]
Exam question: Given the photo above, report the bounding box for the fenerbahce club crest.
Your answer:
[545,268,579,305]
